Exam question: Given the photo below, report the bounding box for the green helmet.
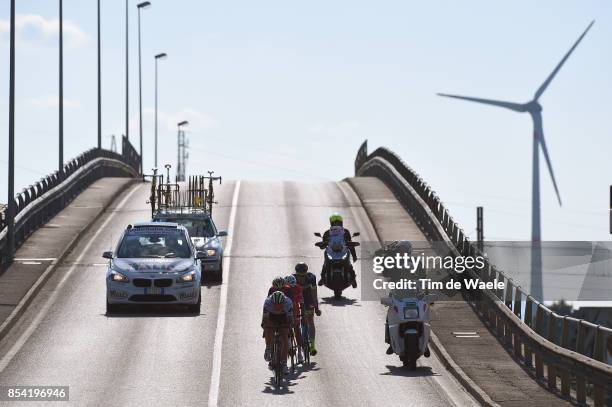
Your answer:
[272,276,285,289]
[329,212,343,225]
[271,291,285,304]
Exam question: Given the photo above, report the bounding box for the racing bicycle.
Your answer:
[271,326,284,390]
[300,311,311,366]
[288,328,297,374]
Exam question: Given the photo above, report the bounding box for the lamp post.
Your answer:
[154,52,167,168]
[59,0,64,174]
[125,0,129,142]
[6,0,16,261]
[97,0,101,150]
[137,1,151,174]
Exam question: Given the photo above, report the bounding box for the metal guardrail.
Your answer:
[0,140,140,271]
[355,140,612,406]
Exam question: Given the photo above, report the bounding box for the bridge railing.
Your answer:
[355,140,612,406]
[0,139,141,271]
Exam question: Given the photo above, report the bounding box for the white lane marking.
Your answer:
[14,258,57,262]
[208,181,241,407]
[0,184,141,372]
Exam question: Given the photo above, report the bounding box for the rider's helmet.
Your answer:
[272,276,285,289]
[271,290,285,304]
[284,275,297,287]
[329,212,343,227]
[294,262,308,275]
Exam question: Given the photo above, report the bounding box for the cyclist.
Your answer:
[293,262,321,356]
[318,213,358,288]
[267,275,305,364]
[285,275,305,364]
[262,291,294,373]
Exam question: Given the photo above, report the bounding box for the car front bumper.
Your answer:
[201,258,222,273]
[107,281,200,305]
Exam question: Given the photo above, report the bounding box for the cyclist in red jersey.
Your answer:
[284,275,304,364]
[267,276,306,364]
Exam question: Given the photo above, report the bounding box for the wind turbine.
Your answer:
[438,21,594,301]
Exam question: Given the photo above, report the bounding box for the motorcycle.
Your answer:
[314,227,360,299]
[380,292,437,370]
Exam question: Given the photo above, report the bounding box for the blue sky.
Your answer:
[0,1,610,241]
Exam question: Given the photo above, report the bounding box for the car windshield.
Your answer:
[158,217,216,237]
[116,228,192,258]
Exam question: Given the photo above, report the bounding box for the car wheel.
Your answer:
[188,291,201,314]
[217,259,223,282]
[106,300,120,315]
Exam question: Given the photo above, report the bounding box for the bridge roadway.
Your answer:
[0,179,478,406]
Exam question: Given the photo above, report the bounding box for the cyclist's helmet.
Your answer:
[329,212,343,227]
[271,291,285,304]
[294,262,308,275]
[272,276,285,288]
[284,275,297,287]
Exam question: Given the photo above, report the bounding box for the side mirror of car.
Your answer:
[353,232,360,237]
[217,230,228,237]
[102,251,113,260]
[380,297,393,307]
[196,251,208,259]
[314,232,322,237]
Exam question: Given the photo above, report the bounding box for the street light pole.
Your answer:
[97,0,101,150]
[7,0,16,262]
[125,0,129,142]
[137,1,151,174]
[154,52,167,168]
[59,0,64,174]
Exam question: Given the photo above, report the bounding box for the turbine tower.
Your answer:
[438,21,594,301]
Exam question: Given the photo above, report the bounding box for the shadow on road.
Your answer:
[380,364,438,377]
[104,305,201,318]
[262,379,297,395]
[320,296,360,307]
[202,277,222,287]
[261,362,320,395]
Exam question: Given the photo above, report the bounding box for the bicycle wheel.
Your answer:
[273,331,283,389]
[301,318,310,365]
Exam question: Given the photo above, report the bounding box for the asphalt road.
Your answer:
[0,180,477,407]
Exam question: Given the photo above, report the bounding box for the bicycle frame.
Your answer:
[272,327,283,389]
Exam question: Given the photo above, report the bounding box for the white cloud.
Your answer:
[0,14,89,48]
[28,96,81,109]
[118,107,217,137]
[308,121,361,135]
[158,108,217,133]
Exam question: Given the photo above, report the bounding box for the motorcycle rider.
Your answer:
[262,291,294,373]
[317,213,358,288]
[293,262,321,356]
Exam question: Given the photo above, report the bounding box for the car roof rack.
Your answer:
[147,166,222,219]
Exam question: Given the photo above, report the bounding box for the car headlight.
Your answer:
[403,307,419,319]
[110,271,129,283]
[177,270,197,283]
[326,252,332,260]
[206,248,217,257]
[342,252,349,260]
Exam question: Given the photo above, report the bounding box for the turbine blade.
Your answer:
[534,20,595,100]
[437,93,526,112]
[536,121,562,206]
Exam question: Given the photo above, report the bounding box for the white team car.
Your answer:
[103,222,204,314]
[152,210,227,282]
